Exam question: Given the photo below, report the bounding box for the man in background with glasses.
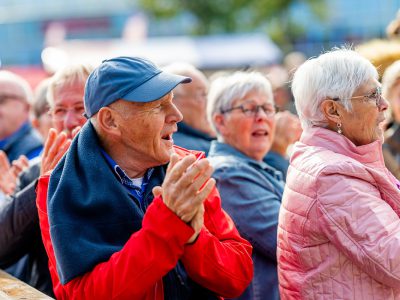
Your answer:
[0,71,42,162]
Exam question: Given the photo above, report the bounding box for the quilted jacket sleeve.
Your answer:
[317,171,400,287]
[181,187,254,299]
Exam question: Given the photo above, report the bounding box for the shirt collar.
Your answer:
[100,149,154,204]
[101,149,154,194]
[177,122,215,141]
[101,149,153,186]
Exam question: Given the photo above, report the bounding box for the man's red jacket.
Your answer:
[36,147,253,300]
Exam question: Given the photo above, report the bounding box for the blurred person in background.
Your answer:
[263,110,301,180]
[0,151,28,199]
[0,70,42,161]
[382,60,400,179]
[0,78,53,198]
[386,9,400,40]
[31,78,52,144]
[163,62,215,155]
[277,48,400,299]
[207,71,283,300]
[283,51,307,78]
[0,64,91,297]
[265,65,302,179]
[265,65,292,112]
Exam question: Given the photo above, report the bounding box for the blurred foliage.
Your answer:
[137,0,327,52]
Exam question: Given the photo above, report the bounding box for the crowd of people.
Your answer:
[1,40,400,300]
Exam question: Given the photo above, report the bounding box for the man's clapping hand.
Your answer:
[152,153,215,243]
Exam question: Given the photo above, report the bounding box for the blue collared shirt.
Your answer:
[101,150,154,205]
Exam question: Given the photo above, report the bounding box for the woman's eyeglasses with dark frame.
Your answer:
[220,102,280,118]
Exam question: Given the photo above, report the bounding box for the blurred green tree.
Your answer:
[137,0,327,51]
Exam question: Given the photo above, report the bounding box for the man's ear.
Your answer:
[96,107,120,137]
[320,99,341,124]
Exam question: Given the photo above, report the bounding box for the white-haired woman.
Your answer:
[207,71,287,300]
[277,48,400,299]
[382,60,400,179]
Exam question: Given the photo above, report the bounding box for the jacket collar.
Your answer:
[209,140,282,178]
[177,122,215,141]
[301,127,384,166]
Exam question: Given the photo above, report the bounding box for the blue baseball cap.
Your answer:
[84,56,192,118]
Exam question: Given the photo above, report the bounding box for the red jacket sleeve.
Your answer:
[37,174,194,300]
[181,187,254,298]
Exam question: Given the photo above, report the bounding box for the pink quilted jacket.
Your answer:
[278,127,400,300]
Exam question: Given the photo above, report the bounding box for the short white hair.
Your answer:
[0,70,33,104]
[47,64,93,108]
[207,71,274,137]
[292,48,378,130]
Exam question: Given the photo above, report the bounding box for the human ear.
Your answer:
[213,113,226,135]
[320,99,341,124]
[96,107,120,136]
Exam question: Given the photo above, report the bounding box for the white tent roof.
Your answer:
[42,33,282,72]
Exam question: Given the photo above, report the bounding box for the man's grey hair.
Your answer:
[47,64,93,108]
[207,71,274,137]
[163,62,202,77]
[292,47,378,130]
[0,70,33,103]
[162,62,208,94]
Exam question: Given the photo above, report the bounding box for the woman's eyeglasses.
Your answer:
[0,94,24,105]
[333,86,383,107]
[220,102,279,118]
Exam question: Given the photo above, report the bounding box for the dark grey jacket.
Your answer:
[0,162,53,296]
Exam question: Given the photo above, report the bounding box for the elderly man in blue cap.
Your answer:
[36,56,253,300]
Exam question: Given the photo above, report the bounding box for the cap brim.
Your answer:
[122,71,191,103]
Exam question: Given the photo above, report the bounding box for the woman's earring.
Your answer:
[337,122,342,134]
